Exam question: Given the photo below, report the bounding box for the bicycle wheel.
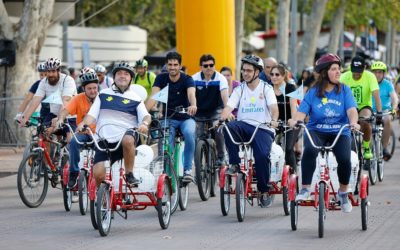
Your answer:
[377,139,385,182]
[160,155,179,214]
[282,186,290,216]
[195,140,211,201]
[157,178,171,229]
[210,147,218,197]
[361,198,368,230]
[236,173,246,222]
[96,183,112,237]
[78,170,89,215]
[62,184,72,212]
[318,183,326,238]
[368,140,378,185]
[178,179,189,210]
[17,152,49,208]
[290,201,298,230]
[220,173,231,216]
[90,200,98,230]
[389,129,396,156]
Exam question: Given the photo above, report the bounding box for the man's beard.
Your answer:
[48,75,59,86]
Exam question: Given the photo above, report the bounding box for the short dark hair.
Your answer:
[199,54,215,66]
[166,52,182,64]
[220,66,232,74]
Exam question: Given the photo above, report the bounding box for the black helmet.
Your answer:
[315,54,341,73]
[241,55,264,71]
[79,67,99,87]
[112,61,135,78]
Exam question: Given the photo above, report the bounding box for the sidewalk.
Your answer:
[0,147,24,177]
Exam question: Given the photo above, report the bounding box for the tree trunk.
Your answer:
[0,0,55,143]
[235,0,245,80]
[298,0,328,71]
[351,29,358,59]
[327,0,345,54]
[277,0,290,64]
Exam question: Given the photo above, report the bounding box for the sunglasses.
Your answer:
[270,73,281,77]
[202,63,214,68]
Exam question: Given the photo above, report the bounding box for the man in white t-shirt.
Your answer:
[78,61,151,187]
[221,55,279,208]
[193,54,229,166]
[20,57,77,130]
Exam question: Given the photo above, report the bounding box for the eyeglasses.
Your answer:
[270,73,281,77]
[202,63,214,68]
[241,69,254,74]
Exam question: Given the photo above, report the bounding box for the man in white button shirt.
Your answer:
[221,55,279,208]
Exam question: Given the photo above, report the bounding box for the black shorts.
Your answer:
[93,130,137,165]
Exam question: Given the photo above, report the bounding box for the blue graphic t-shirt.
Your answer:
[298,84,357,136]
[372,79,394,111]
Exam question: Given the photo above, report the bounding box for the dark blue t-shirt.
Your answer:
[298,84,357,137]
[29,80,50,117]
[153,72,195,120]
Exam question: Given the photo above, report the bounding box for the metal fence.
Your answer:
[0,96,26,146]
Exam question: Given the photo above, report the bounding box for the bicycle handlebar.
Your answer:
[219,120,273,146]
[64,123,94,145]
[296,122,360,150]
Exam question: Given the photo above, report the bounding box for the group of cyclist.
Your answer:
[16,49,398,213]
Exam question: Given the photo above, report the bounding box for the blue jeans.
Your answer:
[168,118,196,171]
[69,134,92,174]
[224,121,274,193]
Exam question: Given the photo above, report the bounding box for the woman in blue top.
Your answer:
[288,54,360,213]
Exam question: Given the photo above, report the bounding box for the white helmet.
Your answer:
[94,64,106,73]
[45,57,61,70]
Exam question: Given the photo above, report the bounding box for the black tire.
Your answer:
[195,140,211,201]
[290,201,298,230]
[157,138,164,156]
[210,148,218,197]
[236,173,246,222]
[368,140,378,185]
[178,179,189,211]
[220,174,231,216]
[17,152,49,208]
[96,183,112,237]
[62,184,72,212]
[282,186,290,216]
[162,156,179,214]
[78,170,88,215]
[90,200,98,230]
[157,178,171,229]
[318,183,326,238]
[361,198,368,230]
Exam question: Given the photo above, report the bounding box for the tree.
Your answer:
[277,0,290,63]
[298,0,328,71]
[0,0,55,141]
[327,0,345,55]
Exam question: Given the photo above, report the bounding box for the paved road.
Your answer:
[0,140,399,250]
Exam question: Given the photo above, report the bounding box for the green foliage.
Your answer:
[72,0,175,54]
[244,0,273,35]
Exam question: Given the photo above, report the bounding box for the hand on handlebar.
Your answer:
[76,123,89,133]
[137,124,148,134]
[350,123,361,131]
[187,105,197,116]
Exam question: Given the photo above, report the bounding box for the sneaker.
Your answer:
[225,164,239,175]
[259,193,273,208]
[183,170,194,182]
[125,172,140,187]
[383,148,391,161]
[338,191,352,213]
[296,188,311,201]
[363,147,373,160]
[67,172,79,188]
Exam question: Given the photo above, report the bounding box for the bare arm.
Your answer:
[18,92,34,113]
[372,89,382,112]
[145,86,160,111]
[220,106,234,120]
[288,111,307,127]
[347,107,359,126]
[220,89,229,107]
[23,96,43,120]
[62,96,72,108]
[269,103,279,121]
[390,91,398,111]
[187,86,197,116]
[289,97,298,119]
